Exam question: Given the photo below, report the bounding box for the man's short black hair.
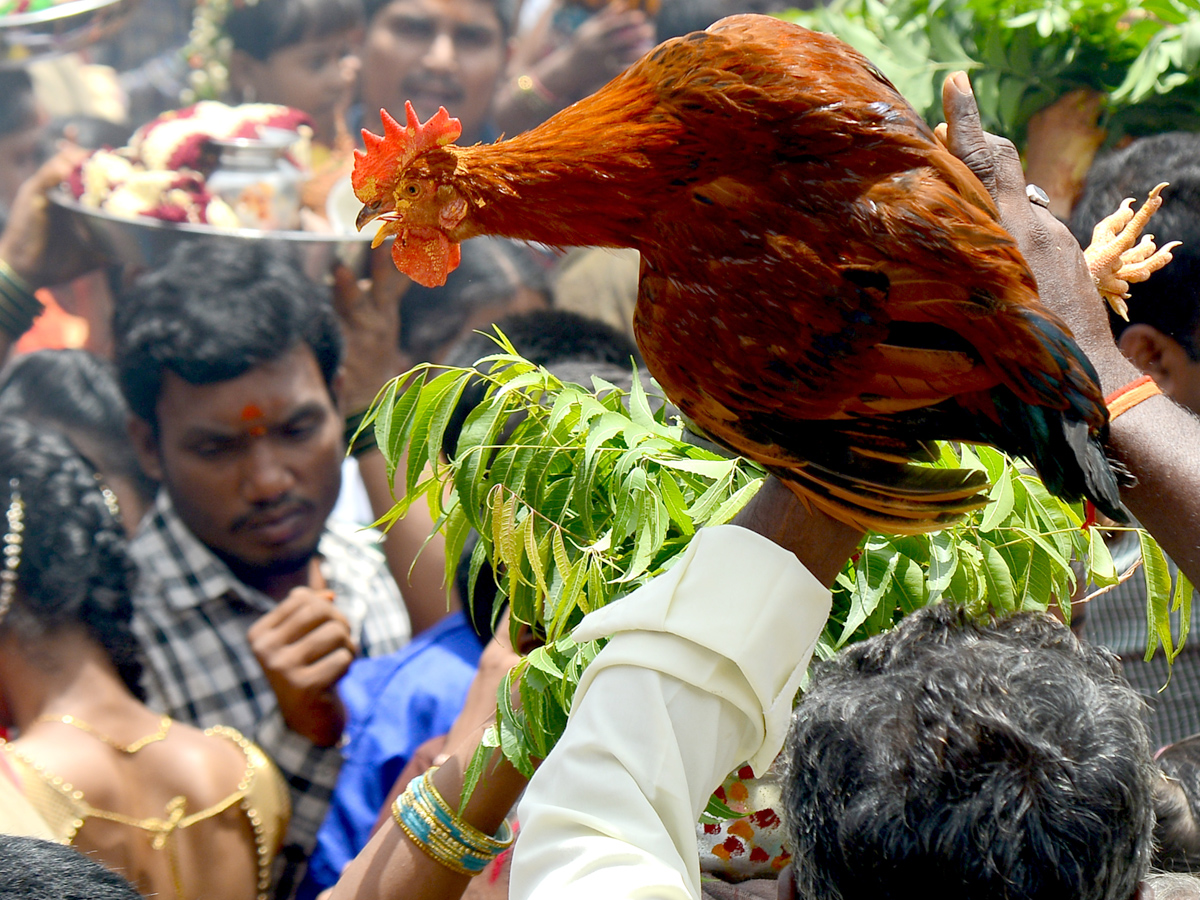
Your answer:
[1070,132,1200,360]
[399,237,547,364]
[113,239,343,431]
[784,604,1154,900]
[440,307,640,373]
[440,308,638,460]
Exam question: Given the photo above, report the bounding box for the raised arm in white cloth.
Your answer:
[511,478,862,900]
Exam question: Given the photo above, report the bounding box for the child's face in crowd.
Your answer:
[237,30,362,145]
[361,0,508,144]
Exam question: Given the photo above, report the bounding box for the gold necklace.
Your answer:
[33,714,173,754]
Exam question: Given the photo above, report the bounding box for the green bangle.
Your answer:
[0,293,36,338]
[0,296,27,333]
[0,259,34,295]
[0,259,42,339]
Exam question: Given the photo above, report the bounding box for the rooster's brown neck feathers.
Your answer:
[446,70,700,250]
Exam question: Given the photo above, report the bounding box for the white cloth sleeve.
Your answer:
[510,524,832,900]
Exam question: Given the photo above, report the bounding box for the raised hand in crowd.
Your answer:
[248,570,356,748]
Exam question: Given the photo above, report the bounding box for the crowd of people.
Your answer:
[1,1,1200,899]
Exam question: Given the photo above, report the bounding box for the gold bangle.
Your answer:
[421,767,514,855]
[392,798,479,876]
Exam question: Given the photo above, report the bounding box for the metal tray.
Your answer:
[0,0,132,65]
[51,190,379,279]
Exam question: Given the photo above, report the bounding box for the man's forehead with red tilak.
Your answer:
[240,403,267,437]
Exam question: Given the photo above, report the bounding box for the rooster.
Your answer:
[353,13,1127,534]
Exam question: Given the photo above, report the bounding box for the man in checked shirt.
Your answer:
[113,240,413,897]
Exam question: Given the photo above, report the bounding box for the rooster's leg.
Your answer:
[1082,182,1180,320]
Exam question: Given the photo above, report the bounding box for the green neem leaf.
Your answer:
[839,539,901,646]
[1087,527,1119,588]
[892,555,928,614]
[952,542,986,616]
[1140,530,1174,661]
[979,466,1016,532]
[659,469,695,536]
[440,503,472,604]
[456,394,519,512]
[459,742,490,810]
[659,458,740,478]
[927,531,958,601]
[465,534,489,617]
[584,412,633,466]
[498,667,534,777]
[701,794,747,825]
[688,467,737,522]
[627,367,657,430]
[375,372,424,489]
[1172,569,1194,663]
[405,370,470,495]
[525,644,565,680]
[704,477,765,528]
[980,541,1017,614]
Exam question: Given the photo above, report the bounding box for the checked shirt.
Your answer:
[129,491,411,894]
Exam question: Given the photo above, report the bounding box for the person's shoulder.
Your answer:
[161,721,251,791]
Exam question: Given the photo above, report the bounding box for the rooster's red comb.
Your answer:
[362,102,461,169]
[353,102,463,204]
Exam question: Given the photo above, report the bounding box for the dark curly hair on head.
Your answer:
[113,239,343,432]
[0,418,145,701]
[784,603,1153,900]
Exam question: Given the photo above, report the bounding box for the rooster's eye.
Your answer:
[402,182,422,198]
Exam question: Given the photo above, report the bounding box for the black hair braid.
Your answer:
[0,418,146,701]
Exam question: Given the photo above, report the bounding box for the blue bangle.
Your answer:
[391,769,514,876]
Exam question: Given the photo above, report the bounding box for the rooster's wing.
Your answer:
[630,16,1118,532]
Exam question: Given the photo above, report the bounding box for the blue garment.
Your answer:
[298,612,482,898]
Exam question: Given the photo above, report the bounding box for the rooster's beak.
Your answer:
[356,201,384,232]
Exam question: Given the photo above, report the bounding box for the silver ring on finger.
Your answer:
[1026,184,1051,208]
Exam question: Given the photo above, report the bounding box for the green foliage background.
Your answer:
[781,0,1200,144]
[366,343,1191,794]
